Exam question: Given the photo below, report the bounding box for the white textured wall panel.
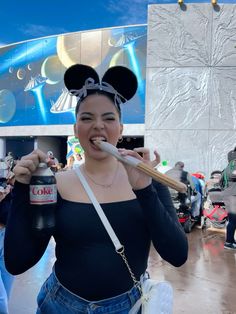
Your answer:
[146,3,236,177]
[212,5,236,66]
[146,67,210,130]
[211,67,236,129]
[147,4,211,67]
[209,130,236,171]
[145,129,209,175]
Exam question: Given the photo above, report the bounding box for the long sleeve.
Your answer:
[4,181,52,275]
[134,183,188,267]
[0,191,12,225]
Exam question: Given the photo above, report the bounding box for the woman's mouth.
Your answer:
[90,137,107,148]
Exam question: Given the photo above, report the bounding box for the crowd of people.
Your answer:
[220,148,236,249]
[0,63,235,313]
[0,153,15,314]
[158,149,236,250]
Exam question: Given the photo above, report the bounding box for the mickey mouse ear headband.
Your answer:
[64,64,138,114]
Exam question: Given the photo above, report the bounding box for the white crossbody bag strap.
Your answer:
[74,166,123,251]
[75,167,173,314]
[74,166,142,289]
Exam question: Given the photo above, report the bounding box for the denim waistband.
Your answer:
[43,270,141,313]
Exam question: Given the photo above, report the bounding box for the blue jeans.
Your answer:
[0,228,14,314]
[226,213,236,243]
[191,192,202,218]
[36,271,141,313]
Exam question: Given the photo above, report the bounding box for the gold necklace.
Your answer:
[83,163,119,188]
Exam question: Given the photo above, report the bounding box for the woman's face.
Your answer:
[74,94,123,159]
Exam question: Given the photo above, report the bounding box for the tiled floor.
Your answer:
[9,226,236,314]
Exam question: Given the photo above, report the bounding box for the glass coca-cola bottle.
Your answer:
[30,162,57,235]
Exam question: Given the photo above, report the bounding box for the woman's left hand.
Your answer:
[118,147,160,190]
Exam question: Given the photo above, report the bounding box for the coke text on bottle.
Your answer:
[30,184,57,204]
[30,162,57,234]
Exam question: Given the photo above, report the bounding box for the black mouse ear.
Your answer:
[102,66,138,102]
[64,64,100,95]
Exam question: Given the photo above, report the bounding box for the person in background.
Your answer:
[191,174,203,220]
[205,170,222,198]
[72,153,84,169]
[192,172,205,196]
[4,64,188,313]
[166,162,195,191]
[166,161,196,206]
[4,153,14,173]
[65,155,75,170]
[0,175,15,314]
[56,163,65,172]
[47,151,59,173]
[220,147,236,250]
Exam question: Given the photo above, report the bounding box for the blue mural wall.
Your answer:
[0,25,147,126]
[155,0,236,3]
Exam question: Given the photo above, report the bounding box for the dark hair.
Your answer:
[76,91,121,118]
[175,161,184,169]
[210,170,222,178]
[228,147,236,162]
[64,64,138,119]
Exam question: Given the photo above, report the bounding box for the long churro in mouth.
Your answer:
[94,140,187,193]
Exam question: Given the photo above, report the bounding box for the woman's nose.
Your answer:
[93,119,104,129]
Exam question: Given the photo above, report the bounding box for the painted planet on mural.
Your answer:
[27,63,32,71]
[0,90,16,123]
[9,67,14,74]
[57,30,111,69]
[41,55,66,85]
[109,47,146,78]
[16,68,26,80]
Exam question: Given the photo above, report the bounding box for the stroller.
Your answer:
[203,172,228,228]
[169,185,197,233]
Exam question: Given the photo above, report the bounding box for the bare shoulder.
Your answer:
[55,170,86,202]
[55,169,77,191]
[54,165,136,203]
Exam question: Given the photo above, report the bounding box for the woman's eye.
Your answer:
[105,117,115,121]
[81,117,91,121]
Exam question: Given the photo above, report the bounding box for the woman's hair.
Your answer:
[64,64,138,118]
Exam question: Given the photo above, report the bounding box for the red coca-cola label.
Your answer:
[30,184,57,205]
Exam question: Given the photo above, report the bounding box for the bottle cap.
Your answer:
[38,162,47,168]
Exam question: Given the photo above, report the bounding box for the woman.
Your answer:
[221,148,236,250]
[4,64,188,313]
[0,177,15,314]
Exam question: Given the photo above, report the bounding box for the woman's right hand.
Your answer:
[13,150,48,184]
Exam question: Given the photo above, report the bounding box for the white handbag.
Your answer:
[75,167,173,314]
[129,277,173,314]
